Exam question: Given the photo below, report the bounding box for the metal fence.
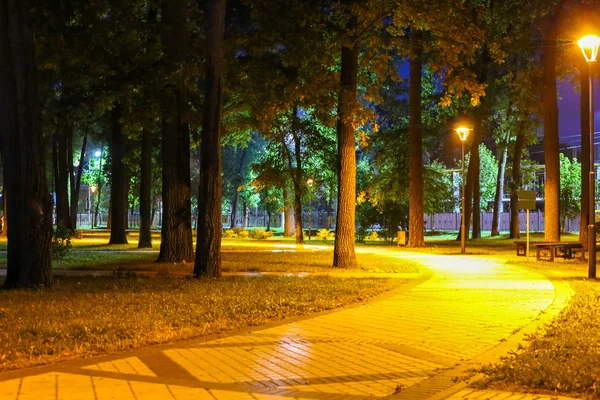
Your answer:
[424,212,580,233]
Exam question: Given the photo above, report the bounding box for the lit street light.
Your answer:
[307,178,314,241]
[578,34,600,278]
[456,126,471,254]
[90,185,97,229]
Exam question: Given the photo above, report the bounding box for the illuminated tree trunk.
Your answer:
[491,133,509,236]
[333,37,358,268]
[158,0,194,263]
[408,29,425,247]
[70,134,87,229]
[579,63,590,246]
[472,131,481,239]
[283,187,295,236]
[1,0,54,288]
[541,12,560,242]
[229,148,247,229]
[194,0,226,277]
[509,129,525,239]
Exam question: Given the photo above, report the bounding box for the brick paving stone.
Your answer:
[0,249,567,399]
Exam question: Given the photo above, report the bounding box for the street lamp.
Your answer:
[456,126,471,254]
[90,185,97,228]
[578,34,600,278]
[307,178,314,241]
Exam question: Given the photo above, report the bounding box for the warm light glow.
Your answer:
[94,150,102,157]
[90,185,97,193]
[307,178,314,187]
[455,127,471,142]
[578,35,600,62]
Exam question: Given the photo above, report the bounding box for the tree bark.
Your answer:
[242,202,248,229]
[229,148,247,229]
[408,29,424,247]
[283,186,295,236]
[509,129,526,238]
[158,0,194,263]
[109,106,128,244]
[580,63,590,246]
[471,131,481,239]
[491,132,509,236]
[291,112,304,244]
[333,31,358,268]
[1,0,54,288]
[70,134,87,229]
[53,125,72,230]
[138,128,153,248]
[541,12,561,242]
[457,136,477,242]
[194,0,226,277]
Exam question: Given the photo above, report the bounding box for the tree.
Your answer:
[138,128,153,248]
[194,0,227,278]
[0,0,54,288]
[559,153,581,232]
[108,106,128,244]
[158,0,194,263]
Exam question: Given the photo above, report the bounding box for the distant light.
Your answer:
[90,185,97,193]
[455,127,471,142]
[307,178,314,187]
[94,150,101,157]
[578,35,600,62]
[74,160,80,167]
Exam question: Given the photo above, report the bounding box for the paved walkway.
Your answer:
[0,250,573,399]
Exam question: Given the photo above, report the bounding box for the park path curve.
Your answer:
[0,249,568,400]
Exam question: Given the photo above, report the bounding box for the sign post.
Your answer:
[518,190,537,258]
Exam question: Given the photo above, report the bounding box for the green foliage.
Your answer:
[424,161,456,214]
[458,144,499,210]
[248,229,274,240]
[316,229,335,241]
[559,153,581,225]
[52,224,73,260]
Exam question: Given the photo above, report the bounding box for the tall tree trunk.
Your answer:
[541,12,561,242]
[292,112,304,244]
[266,210,271,231]
[158,0,193,263]
[580,62,590,246]
[1,189,6,237]
[53,126,72,230]
[242,202,248,229]
[138,128,153,248]
[109,106,128,244]
[229,148,247,229]
[0,0,54,288]
[283,186,295,236]
[491,133,509,236]
[509,129,526,238]
[471,132,481,239]
[408,29,424,247]
[70,134,87,229]
[333,31,358,268]
[457,138,477,241]
[194,0,226,277]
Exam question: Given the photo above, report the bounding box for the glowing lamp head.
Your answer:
[306,178,314,187]
[94,150,102,158]
[90,185,97,193]
[455,127,471,142]
[578,35,600,62]
[74,160,80,167]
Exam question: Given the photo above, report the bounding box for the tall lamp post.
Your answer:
[456,126,471,254]
[307,177,314,241]
[90,185,97,228]
[579,34,600,279]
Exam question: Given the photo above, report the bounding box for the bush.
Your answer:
[237,229,249,238]
[52,224,73,259]
[223,229,237,238]
[316,229,335,240]
[249,228,273,240]
[367,231,379,241]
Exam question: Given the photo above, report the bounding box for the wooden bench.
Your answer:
[515,241,550,257]
[534,242,583,262]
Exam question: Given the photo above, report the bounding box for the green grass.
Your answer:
[475,279,600,398]
[0,275,400,372]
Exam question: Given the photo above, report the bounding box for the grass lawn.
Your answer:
[0,275,402,372]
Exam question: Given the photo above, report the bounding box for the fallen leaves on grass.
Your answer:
[476,279,600,397]
[0,275,399,372]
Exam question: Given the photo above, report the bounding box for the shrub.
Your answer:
[237,229,249,238]
[316,229,335,240]
[223,229,237,238]
[52,224,73,259]
[367,231,379,241]
[249,228,273,239]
